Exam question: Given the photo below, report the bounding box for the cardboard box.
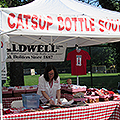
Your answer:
[85,96,99,103]
[99,95,109,101]
[13,89,26,97]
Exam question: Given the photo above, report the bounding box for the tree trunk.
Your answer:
[10,62,24,86]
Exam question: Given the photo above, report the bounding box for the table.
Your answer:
[3,101,120,120]
[2,97,22,108]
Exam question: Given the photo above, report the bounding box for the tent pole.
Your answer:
[39,62,41,76]
[0,37,3,120]
[77,75,79,85]
[0,29,18,36]
[89,47,93,88]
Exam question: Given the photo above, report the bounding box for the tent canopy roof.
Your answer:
[2,0,120,18]
[0,0,120,47]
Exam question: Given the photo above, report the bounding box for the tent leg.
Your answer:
[0,38,3,120]
[89,47,93,88]
[77,76,79,85]
[39,62,41,75]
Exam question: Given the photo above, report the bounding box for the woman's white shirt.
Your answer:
[37,74,61,104]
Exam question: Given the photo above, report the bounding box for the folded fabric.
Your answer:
[73,92,84,98]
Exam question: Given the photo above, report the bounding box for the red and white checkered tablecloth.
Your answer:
[3,101,120,120]
[2,97,22,108]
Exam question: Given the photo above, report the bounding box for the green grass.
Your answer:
[23,73,120,91]
[24,75,40,86]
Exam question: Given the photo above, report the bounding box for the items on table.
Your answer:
[2,85,38,98]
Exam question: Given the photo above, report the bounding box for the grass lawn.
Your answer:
[24,73,120,91]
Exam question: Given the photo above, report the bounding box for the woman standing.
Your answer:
[37,64,61,105]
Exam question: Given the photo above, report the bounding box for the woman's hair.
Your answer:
[44,64,58,82]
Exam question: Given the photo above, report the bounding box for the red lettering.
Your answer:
[57,16,64,31]
[105,19,111,30]
[99,19,104,32]
[1,41,3,48]
[78,18,84,31]
[111,19,117,32]
[90,18,95,31]
[31,15,38,30]
[23,14,31,29]
[118,19,120,32]
[16,14,24,29]
[8,13,16,29]
[65,17,72,31]
[39,15,46,30]
[47,16,53,30]
[84,18,89,31]
[72,17,77,31]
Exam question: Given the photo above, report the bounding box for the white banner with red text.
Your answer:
[2,11,120,37]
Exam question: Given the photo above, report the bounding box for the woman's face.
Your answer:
[48,69,54,81]
[67,79,72,84]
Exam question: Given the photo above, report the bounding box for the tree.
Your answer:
[99,0,120,12]
[0,0,34,7]
[98,0,120,72]
[91,46,115,68]
[110,42,120,72]
[78,0,100,7]
[10,62,24,86]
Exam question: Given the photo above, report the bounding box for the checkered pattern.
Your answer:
[2,97,22,108]
[3,101,120,120]
[61,84,86,92]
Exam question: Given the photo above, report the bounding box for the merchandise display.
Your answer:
[2,85,38,98]
[2,87,13,98]
[67,49,91,75]
[61,84,87,102]
[61,84,87,92]
[2,84,120,120]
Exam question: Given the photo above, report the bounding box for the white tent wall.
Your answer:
[0,12,2,119]
[0,34,9,120]
[0,10,1,31]
[0,43,2,120]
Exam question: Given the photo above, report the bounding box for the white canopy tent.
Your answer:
[0,0,120,47]
[1,0,120,119]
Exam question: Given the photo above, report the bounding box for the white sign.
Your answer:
[3,12,120,36]
[31,69,35,75]
[1,34,8,81]
[1,67,7,80]
[6,43,66,62]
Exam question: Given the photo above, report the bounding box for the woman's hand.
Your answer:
[57,99,62,105]
[49,99,55,105]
